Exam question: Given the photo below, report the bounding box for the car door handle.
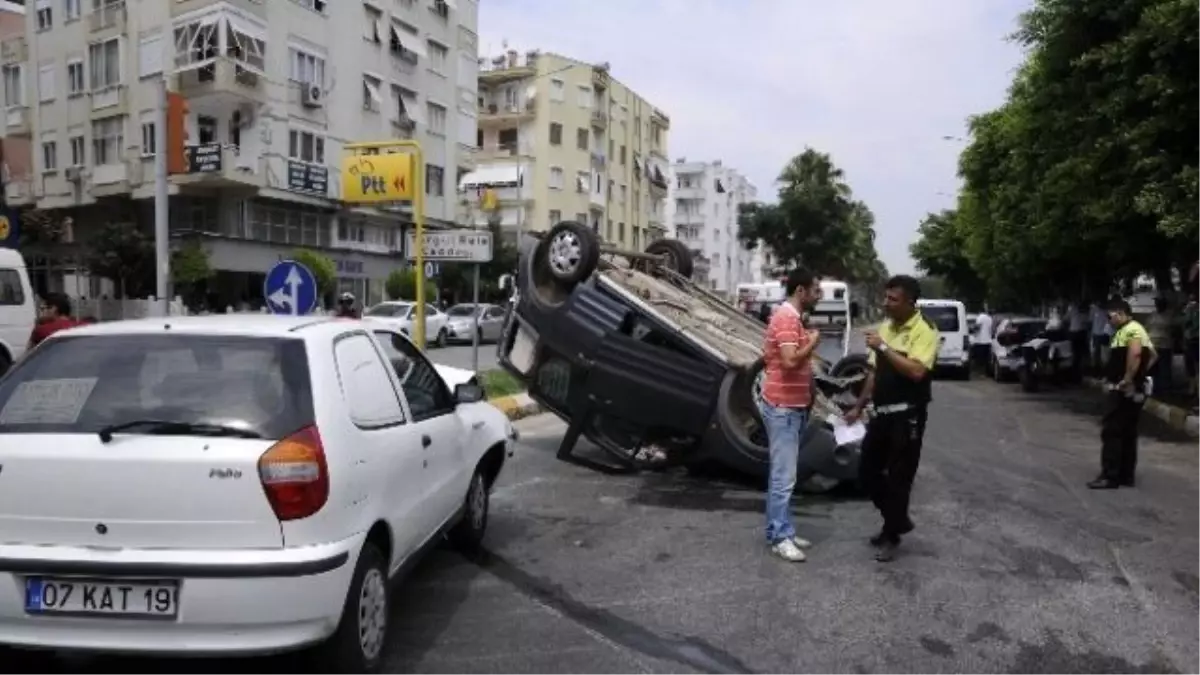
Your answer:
[471,421,485,430]
[421,435,432,448]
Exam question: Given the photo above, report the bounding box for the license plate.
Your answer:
[25,577,179,618]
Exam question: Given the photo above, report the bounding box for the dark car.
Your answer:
[496,221,870,489]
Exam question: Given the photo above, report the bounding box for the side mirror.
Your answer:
[850,301,861,320]
[454,382,486,404]
[498,274,513,291]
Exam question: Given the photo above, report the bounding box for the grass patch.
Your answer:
[480,368,525,399]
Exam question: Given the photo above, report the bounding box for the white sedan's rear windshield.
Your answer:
[0,334,315,439]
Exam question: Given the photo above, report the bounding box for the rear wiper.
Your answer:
[98,420,262,443]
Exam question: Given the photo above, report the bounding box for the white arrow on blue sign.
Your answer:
[263,260,319,316]
[424,261,439,279]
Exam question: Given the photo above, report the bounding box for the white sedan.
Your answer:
[362,301,450,348]
[0,315,515,671]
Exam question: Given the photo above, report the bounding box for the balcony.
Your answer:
[475,144,532,161]
[4,177,33,206]
[592,64,610,89]
[589,185,605,208]
[479,50,538,84]
[5,106,31,137]
[590,110,608,129]
[478,99,535,126]
[171,143,264,191]
[90,85,128,116]
[173,7,267,105]
[651,108,671,130]
[0,37,26,63]
[674,185,704,199]
[674,212,704,226]
[590,151,606,167]
[89,1,128,34]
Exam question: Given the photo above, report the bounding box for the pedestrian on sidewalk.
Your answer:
[845,275,939,563]
[757,267,822,563]
[1145,297,1175,392]
[27,292,85,350]
[1089,300,1113,375]
[1089,299,1156,490]
[971,307,993,371]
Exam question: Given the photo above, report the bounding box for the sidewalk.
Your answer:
[488,392,540,420]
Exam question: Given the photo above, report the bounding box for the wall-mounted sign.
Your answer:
[288,161,328,195]
[186,143,222,174]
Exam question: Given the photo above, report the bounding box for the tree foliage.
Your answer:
[290,248,337,304]
[737,148,885,284]
[84,222,153,298]
[434,221,519,303]
[912,0,1198,307]
[384,267,436,301]
[170,239,213,287]
[909,210,987,307]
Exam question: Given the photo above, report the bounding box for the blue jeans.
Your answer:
[758,401,809,544]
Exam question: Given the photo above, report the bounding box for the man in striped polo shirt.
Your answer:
[759,267,823,562]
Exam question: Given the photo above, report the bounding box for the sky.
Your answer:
[479,0,1032,275]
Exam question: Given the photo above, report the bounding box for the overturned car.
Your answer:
[496,221,871,489]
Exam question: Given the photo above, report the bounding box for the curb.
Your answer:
[487,392,542,421]
[1083,377,1198,438]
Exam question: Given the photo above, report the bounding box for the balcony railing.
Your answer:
[0,37,27,63]
[89,1,127,32]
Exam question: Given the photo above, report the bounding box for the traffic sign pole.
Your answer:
[342,140,426,348]
[471,263,480,374]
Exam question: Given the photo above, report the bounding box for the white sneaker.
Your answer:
[772,538,807,562]
[792,536,812,549]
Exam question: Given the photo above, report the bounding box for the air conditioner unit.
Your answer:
[65,166,83,182]
[301,83,324,108]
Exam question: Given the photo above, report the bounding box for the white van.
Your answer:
[916,298,970,379]
[0,248,37,373]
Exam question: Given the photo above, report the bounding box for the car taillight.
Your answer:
[258,425,329,521]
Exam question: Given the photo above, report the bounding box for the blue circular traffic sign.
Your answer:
[263,260,319,315]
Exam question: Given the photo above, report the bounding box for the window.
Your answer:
[549,122,562,146]
[550,79,564,102]
[289,47,325,86]
[431,0,450,19]
[619,185,626,202]
[620,145,626,165]
[292,0,327,13]
[38,64,55,102]
[362,75,382,112]
[425,163,444,196]
[549,209,561,225]
[577,85,591,108]
[66,60,84,95]
[618,222,625,240]
[197,115,216,144]
[425,102,446,135]
[88,37,120,89]
[333,334,405,428]
[549,166,564,190]
[426,40,447,71]
[141,120,155,156]
[363,5,382,44]
[389,21,421,62]
[372,331,453,420]
[65,0,82,20]
[91,115,123,165]
[0,269,24,306]
[69,134,84,166]
[36,5,52,31]
[2,65,23,106]
[41,140,57,172]
[0,334,317,438]
[576,128,588,151]
[288,129,325,164]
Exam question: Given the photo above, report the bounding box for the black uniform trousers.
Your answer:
[1100,391,1143,482]
[858,407,928,536]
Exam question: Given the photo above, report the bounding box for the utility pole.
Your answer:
[154,77,170,316]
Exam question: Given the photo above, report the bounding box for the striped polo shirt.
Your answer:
[761,302,813,408]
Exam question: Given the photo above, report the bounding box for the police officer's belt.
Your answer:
[874,403,917,415]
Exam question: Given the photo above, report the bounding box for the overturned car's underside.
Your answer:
[497,222,869,489]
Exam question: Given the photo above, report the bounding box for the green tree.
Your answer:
[170,239,214,310]
[432,222,519,303]
[384,267,436,301]
[909,209,987,306]
[737,147,885,283]
[84,221,153,298]
[290,249,337,306]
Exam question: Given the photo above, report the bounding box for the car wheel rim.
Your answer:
[357,568,387,661]
[548,231,582,276]
[470,476,487,531]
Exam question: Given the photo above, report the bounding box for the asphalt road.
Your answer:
[429,342,500,373]
[12,375,1196,673]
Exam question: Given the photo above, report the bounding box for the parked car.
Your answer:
[363,301,450,347]
[988,317,1047,382]
[0,247,37,375]
[444,303,507,344]
[0,315,515,671]
[917,299,971,380]
[1016,324,1078,392]
[496,221,868,489]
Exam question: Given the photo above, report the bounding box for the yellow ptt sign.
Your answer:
[341,153,415,203]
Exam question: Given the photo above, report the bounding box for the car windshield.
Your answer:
[921,306,960,332]
[1006,321,1048,341]
[447,305,480,317]
[0,334,314,439]
[366,303,410,317]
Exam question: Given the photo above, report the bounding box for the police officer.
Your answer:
[334,292,360,319]
[845,275,939,562]
[1088,299,1156,490]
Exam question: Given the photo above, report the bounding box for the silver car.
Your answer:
[444,303,506,344]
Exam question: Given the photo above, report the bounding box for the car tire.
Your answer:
[644,239,694,279]
[449,469,489,551]
[312,542,389,674]
[0,351,11,378]
[435,328,447,348]
[828,353,871,398]
[540,221,600,285]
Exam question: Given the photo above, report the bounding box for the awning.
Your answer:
[363,78,383,106]
[460,164,522,190]
[402,94,424,123]
[224,13,266,45]
[390,23,427,57]
[442,0,458,10]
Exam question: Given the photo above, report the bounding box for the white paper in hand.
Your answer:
[829,415,867,446]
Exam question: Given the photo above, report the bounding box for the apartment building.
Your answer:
[462,49,671,250]
[664,158,761,293]
[0,0,478,306]
[0,0,29,210]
